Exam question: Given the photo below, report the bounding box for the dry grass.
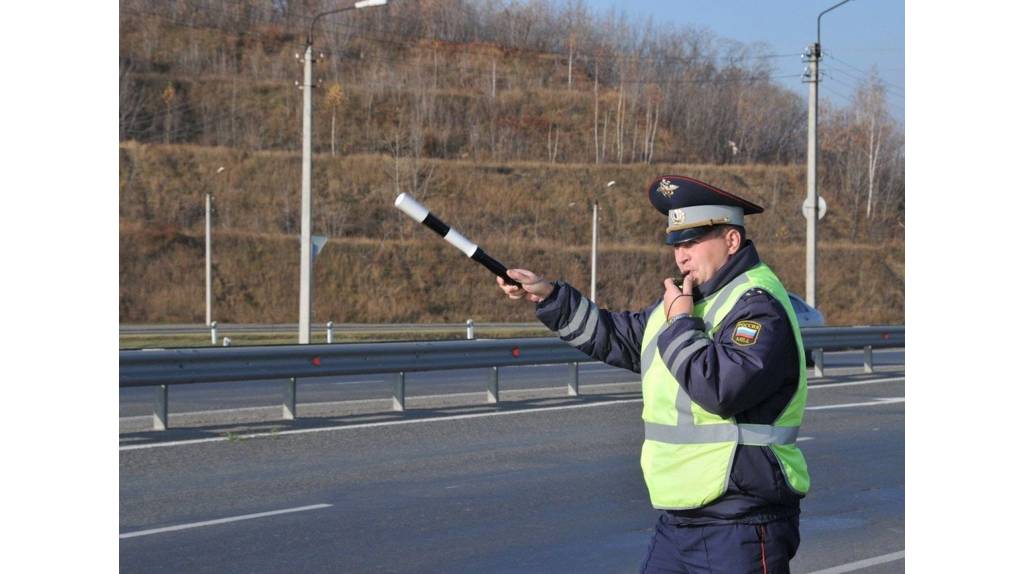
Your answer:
[120,144,904,326]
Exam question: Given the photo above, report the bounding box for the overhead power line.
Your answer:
[825,65,905,97]
[820,85,855,107]
[828,59,905,97]
[821,70,863,92]
[823,50,905,95]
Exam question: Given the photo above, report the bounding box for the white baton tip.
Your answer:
[394,193,429,223]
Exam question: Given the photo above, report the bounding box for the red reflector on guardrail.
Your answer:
[311,356,321,366]
[882,333,890,340]
[511,346,521,358]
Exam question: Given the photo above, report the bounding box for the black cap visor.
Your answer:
[665,226,716,245]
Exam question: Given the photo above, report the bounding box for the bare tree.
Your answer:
[567,31,575,89]
[852,73,889,220]
[161,82,176,144]
[119,59,145,140]
[325,82,345,156]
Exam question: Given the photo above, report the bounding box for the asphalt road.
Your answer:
[120,369,904,573]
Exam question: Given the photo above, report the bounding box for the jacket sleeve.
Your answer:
[656,288,798,419]
[535,281,655,373]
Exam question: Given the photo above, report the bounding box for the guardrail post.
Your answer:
[567,362,579,396]
[283,377,297,420]
[326,321,334,344]
[813,348,824,377]
[210,321,218,345]
[487,366,499,404]
[466,319,475,340]
[863,345,874,373]
[153,385,168,431]
[392,372,405,411]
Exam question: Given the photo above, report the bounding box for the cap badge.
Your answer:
[669,210,686,226]
[658,179,679,198]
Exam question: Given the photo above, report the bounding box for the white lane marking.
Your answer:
[120,405,283,423]
[806,397,904,411]
[797,437,814,442]
[806,550,905,573]
[119,504,332,539]
[824,348,904,356]
[809,376,904,389]
[120,399,645,451]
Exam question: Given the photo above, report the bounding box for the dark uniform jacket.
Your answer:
[535,241,803,524]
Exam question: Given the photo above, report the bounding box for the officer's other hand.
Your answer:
[663,274,694,318]
[498,269,554,303]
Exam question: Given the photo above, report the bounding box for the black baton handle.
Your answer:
[471,249,521,288]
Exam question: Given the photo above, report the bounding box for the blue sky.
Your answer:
[583,0,905,122]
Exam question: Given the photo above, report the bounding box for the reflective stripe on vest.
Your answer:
[639,262,810,509]
[644,420,800,446]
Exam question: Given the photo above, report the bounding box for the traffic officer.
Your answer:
[497,175,809,573]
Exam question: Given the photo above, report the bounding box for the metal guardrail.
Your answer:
[119,322,540,335]
[800,326,904,377]
[120,326,904,431]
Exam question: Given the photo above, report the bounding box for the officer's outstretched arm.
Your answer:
[530,280,651,373]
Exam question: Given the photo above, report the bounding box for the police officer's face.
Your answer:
[673,228,741,286]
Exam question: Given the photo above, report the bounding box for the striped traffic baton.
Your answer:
[394,193,521,287]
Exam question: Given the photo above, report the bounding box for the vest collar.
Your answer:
[693,240,761,302]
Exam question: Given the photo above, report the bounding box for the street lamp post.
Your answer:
[206,165,225,327]
[298,0,389,344]
[590,180,615,303]
[804,0,854,309]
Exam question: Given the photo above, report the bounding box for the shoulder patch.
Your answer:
[732,320,762,346]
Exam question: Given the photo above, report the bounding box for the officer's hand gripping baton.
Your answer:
[394,193,522,287]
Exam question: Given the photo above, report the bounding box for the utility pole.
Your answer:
[591,181,615,303]
[590,200,598,302]
[205,191,213,326]
[803,0,854,309]
[206,166,224,327]
[299,39,314,344]
[803,42,819,308]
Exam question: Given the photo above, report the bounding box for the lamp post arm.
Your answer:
[817,0,855,49]
[308,6,356,46]
[308,0,388,45]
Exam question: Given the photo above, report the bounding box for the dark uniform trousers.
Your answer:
[640,514,801,574]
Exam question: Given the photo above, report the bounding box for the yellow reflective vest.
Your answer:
[639,262,810,509]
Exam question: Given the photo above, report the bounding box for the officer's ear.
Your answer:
[724,227,743,255]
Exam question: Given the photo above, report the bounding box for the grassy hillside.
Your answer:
[118,2,904,330]
[119,143,903,326]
